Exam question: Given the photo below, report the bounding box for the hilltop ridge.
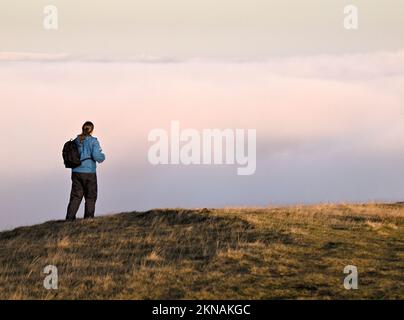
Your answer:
[0,204,403,299]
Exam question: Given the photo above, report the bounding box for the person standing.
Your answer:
[66,121,105,221]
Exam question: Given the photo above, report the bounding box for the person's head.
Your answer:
[79,121,94,142]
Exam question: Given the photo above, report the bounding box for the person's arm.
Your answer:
[92,138,106,163]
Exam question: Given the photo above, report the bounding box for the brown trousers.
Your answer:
[66,172,98,221]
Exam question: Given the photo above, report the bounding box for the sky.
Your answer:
[0,0,403,230]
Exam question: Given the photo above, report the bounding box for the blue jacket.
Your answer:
[72,136,105,173]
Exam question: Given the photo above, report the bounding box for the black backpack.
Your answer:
[62,139,81,168]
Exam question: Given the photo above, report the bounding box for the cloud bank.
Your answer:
[0,50,403,230]
[2,49,404,78]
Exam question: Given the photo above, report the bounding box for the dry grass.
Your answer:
[0,203,403,299]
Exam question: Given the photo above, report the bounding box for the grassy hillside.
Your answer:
[0,204,403,299]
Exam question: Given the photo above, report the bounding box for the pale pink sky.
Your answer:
[1,50,404,230]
